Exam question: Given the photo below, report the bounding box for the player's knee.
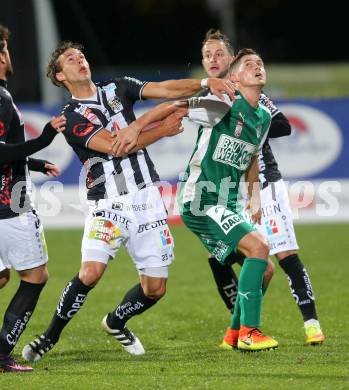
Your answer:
[252,238,269,259]
[143,284,166,300]
[79,268,103,287]
[265,259,275,280]
[20,265,49,284]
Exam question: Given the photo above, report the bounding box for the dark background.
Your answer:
[0,0,346,101]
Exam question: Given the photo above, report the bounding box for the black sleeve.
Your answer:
[63,111,103,148]
[268,112,292,138]
[0,94,13,143]
[0,122,57,164]
[28,158,53,174]
[120,76,148,102]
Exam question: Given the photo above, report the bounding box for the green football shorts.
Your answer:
[181,204,256,264]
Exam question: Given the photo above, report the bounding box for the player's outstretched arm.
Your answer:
[0,116,66,164]
[142,78,236,101]
[87,106,186,156]
[111,102,182,156]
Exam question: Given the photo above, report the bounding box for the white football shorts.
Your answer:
[82,185,174,271]
[256,179,299,255]
[0,210,48,271]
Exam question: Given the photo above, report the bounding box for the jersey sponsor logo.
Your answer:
[72,122,95,137]
[138,218,167,233]
[6,311,32,346]
[115,301,144,320]
[212,135,257,170]
[211,239,229,262]
[92,210,130,229]
[0,120,5,137]
[74,105,102,125]
[206,205,244,234]
[126,203,153,212]
[88,218,122,244]
[262,202,281,218]
[265,218,279,236]
[159,228,172,246]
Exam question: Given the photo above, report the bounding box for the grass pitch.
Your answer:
[1,224,349,389]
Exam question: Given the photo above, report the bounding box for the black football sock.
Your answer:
[107,283,158,330]
[44,275,93,343]
[0,280,45,355]
[208,256,238,311]
[279,254,317,321]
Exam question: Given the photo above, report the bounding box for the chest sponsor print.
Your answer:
[212,135,257,170]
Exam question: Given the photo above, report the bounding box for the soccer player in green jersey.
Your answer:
[176,48,278,351]
[201,29,324,349]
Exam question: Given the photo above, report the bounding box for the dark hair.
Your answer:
[46,41,84,87]
[229,48,260,72]
[0,25,10,52]
[201,28,234,56]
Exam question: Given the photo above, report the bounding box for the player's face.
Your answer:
[0,41,13,78]
[202,40,233,79]
[56,48,91,85]
[234,55,266,87]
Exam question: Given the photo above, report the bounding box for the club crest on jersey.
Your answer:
[108,96,123,113]
[256,125,262,139]
[234,112,245,137]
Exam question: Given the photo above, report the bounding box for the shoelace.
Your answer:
[247,328,263,338]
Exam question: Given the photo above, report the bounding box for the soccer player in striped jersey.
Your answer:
[22,41,236,362]
[200,29,324,349]
[0,25,65,373]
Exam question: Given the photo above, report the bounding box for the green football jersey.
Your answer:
[179,92,271,213]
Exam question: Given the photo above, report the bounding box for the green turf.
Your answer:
[1,224,349,389]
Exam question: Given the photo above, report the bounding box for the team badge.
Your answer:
[108,97,123,113]
[234,112,245,137]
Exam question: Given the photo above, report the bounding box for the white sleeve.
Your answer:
[187,94,233,127]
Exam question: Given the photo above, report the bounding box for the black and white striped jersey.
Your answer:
[62,76,160,201]
[0,79,32,219]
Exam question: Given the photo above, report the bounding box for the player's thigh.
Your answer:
[126,218,174,270]
[81,206,129,264]
[0,210,48,271]
[182,205,255,264]
[258,180,299,255]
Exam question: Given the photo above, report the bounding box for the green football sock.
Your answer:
[229,258,268,330]
[231,258,267,329]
